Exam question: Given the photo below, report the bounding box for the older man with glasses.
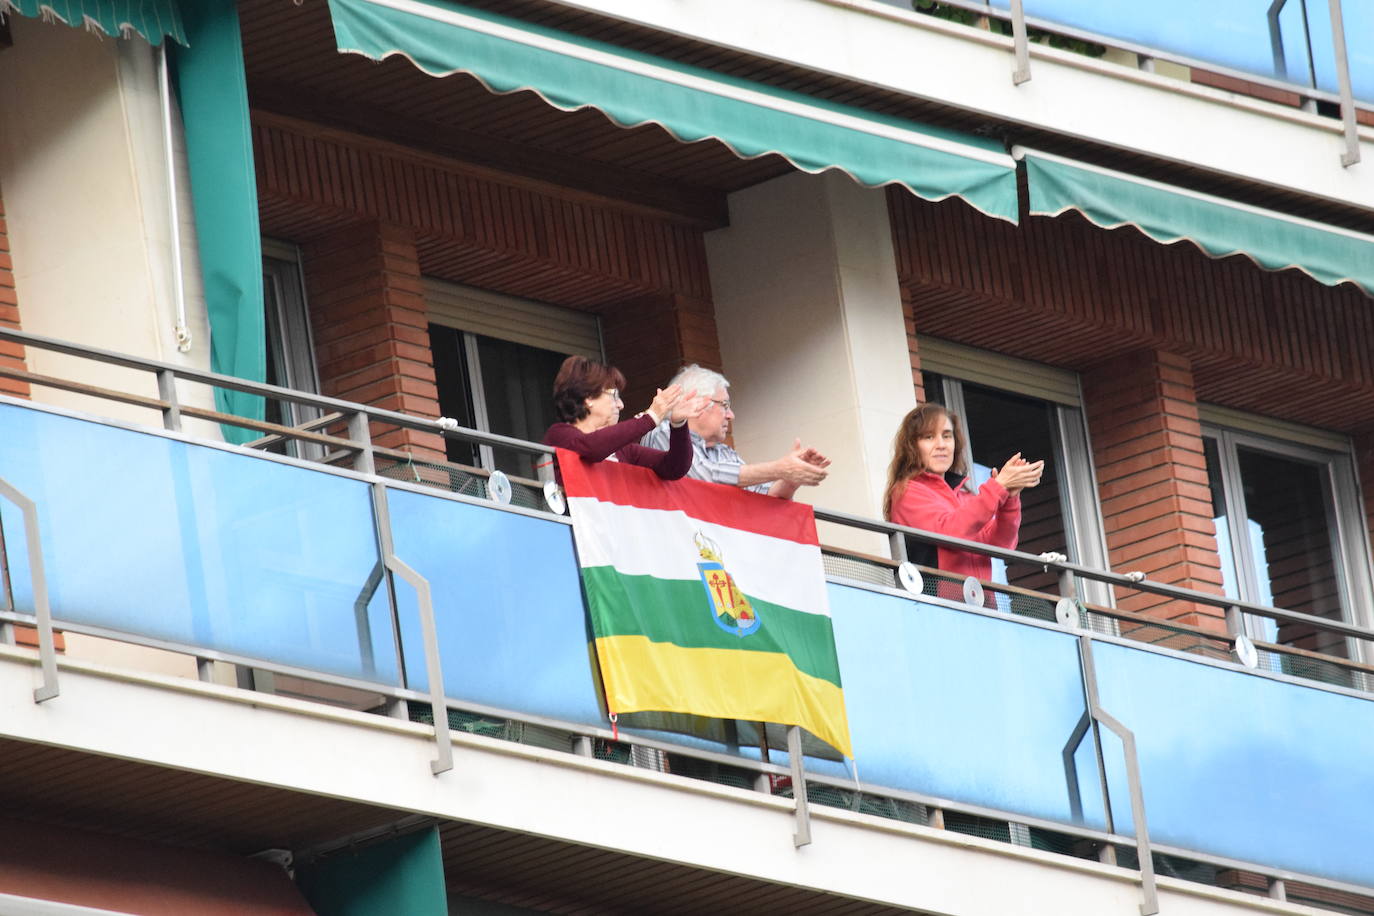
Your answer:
[641,364,829,499]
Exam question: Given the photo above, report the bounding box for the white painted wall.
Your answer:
[0,18,222,677]
[0,17,217,436]
[552,0,1373,213]
[706,171,915,553]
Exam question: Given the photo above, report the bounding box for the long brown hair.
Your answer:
[883,404,968,519]
[551,356,627,423]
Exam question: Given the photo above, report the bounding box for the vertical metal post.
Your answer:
[0,479,58,702]
[1009,0,1031,84]
[371,483,451,775]
[388,553,452,776]
[156,369,182,431]
[349,410,376,475]
[887,531,907,564]
[1080,635,1157,916]
[1224,604,1244,637]
[787,726,812,847]
[1328,0,1362,167]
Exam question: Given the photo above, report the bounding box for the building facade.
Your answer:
[0,0,1372,913]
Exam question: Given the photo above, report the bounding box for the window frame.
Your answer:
[1201,417,1374,659]
[919,338,1112,608]
[262,239,323,459]
[425,280,604,476]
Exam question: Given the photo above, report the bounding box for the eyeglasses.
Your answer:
[603,388,623,403]
[709,398,732,412]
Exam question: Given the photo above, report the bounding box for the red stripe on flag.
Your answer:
[557,448,820,546]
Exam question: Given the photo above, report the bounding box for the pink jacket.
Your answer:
[889,472,1021,582]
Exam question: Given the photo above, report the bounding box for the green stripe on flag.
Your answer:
[581,566,842,687]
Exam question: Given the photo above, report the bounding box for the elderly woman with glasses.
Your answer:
[542,356,706,482]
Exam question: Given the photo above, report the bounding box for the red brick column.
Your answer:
[1083,349,1226,631]
[0,187,29,399]
[301,221,444,463]
[601,292,723,412]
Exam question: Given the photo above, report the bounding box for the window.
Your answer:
[425,280,602,481]
[262,241,322,458]
[1202,410,1373,659]
[919,338,1110,608]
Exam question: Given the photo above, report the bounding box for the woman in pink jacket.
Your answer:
[884,403,1043,585]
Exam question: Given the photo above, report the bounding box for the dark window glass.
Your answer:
[960,383,1070,597]
[475,334,565,480]
[428,326,566,480]
[1236,446,1346,657]
[429,323,478,467]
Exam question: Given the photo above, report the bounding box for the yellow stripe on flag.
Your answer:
[596,634,852,758]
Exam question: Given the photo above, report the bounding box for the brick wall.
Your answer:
[0,186,28,399]
[601,292,722,412]
[260,115,723,471]
[302,221,446,464]
[1082,349,1226,629]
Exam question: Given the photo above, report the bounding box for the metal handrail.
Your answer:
[3,323,1371,658]
[5,374,1374,908]
[914,0,1372,112]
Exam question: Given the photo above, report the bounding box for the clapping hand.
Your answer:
[994,452,1044,493]
[670,392,709,424]
[776,438,830,486]
[648,384,683,424]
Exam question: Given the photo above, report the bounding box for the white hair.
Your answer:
[668,364,729,400]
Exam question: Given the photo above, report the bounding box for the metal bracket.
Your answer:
[371,483,452,775]
[1328,0,1361,168]
[1078,635,1158,915]
[787,726,812,847]
[1010,0,1032,84]
[156,369,182,432]
[0,476,59,703]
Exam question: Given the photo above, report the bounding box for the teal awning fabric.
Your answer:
[326,0,1020,223]
[297,826,448,916]
[174,0,265,442]
[1019,148,1374,298]
[4,0,185,45]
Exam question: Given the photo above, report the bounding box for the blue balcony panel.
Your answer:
[622,583,1107,831]
[828,584,1106,829]
[0,403,398,684]
[1092,640,1374,886]
[878,0,1374,103]
[385,486,605,727]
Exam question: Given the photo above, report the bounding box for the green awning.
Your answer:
[326,0,1020,223]
[1018,148,1374,298]
[174,0,265,442]
[4,0,185,45]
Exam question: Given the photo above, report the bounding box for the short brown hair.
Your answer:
[552,356,627,423]
[883,403,968,519]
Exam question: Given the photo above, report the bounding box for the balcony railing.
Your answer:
[874,0,1370,166]
[2,327,1374,913]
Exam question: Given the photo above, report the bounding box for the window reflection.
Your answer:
[1205,432,1350,658]
[922,373,1076,607]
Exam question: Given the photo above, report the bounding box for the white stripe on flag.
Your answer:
[568,496,830,616]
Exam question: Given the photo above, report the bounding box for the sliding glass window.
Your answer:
[1203,421,1373,663]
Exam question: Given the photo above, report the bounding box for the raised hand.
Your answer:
[648,384,683,424]
[994,452,1044,493]
[670,392,709,423]
[775,438,829,486]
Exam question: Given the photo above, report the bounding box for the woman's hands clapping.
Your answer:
[994,452,1044,494]
[647,384,683,425]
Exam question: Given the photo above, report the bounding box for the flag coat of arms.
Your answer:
[558,449,852,758]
